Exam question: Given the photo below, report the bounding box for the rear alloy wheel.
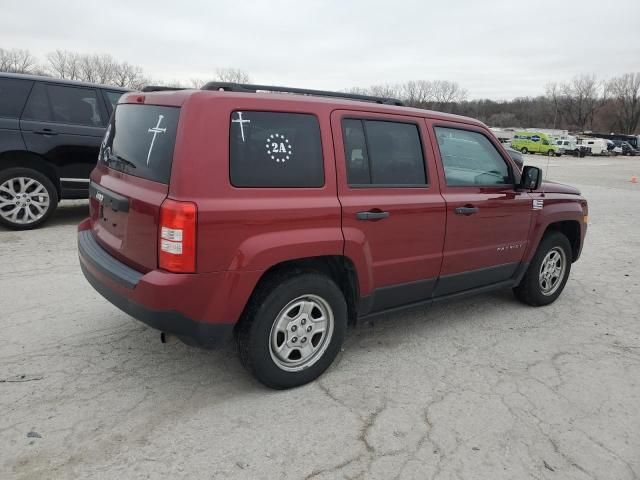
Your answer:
[521,147,528,154]
[269,294,335,372]
[237,272,347,389]
[548,150,555,157]
[0,168,58,230]
[514,231,572,306]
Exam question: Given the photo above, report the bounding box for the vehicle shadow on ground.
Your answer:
[125,288,524,393]
[46,201,89,228]
[0,202,88,232]
[343,289,521,345]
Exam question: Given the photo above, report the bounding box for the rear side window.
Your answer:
[435,127,511,187]
[342,119,426,186]
[99,104,180,184]
[104,90,125,111]
[23,83,104,126]
[0,78,32,119]
[230,111,324,187]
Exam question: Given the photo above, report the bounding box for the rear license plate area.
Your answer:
[90,183,130,239]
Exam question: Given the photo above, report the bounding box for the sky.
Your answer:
[1,0,639,100]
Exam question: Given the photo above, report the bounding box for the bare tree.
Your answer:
[545,82,561,129]
[189,78,207,89]
[214,68,250,83]
[557,75,607,131]
[368,84,401,99]
[112,62,148,90]
[400,80,433,107]
[79,54,117,84]
[6,48,637,133]
[46,50,147,89]
[0,48,38,73]
[46,50,82,80]
[607,72,640,134]
[347,79,466,111]
[431,80,467,104]
[487,112,519,127]
[182,68,250,89]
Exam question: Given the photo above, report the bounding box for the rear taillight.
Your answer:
[159,199,196,273]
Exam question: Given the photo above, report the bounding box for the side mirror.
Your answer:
[519,166,542,190]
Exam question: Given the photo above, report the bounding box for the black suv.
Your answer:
[0,73,128,229]
[613,140,639,156]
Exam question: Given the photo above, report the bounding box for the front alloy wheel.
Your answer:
[0,168,58,230]
[538,247,566,296]
[514,231,572,306]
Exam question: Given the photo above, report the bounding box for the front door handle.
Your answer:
[33,128,59,136]
[454,205,479,216]
[356,210,390,221]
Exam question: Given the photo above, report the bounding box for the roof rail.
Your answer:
[141,85,187,92]
[200,82,404,106]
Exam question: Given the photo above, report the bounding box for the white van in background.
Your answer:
[555,139,579,155]
[578,138,607,155]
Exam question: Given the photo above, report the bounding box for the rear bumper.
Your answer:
[77,222,246,349]
[80,261,234,348]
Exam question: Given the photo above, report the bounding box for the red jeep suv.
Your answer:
[78,83,588,389]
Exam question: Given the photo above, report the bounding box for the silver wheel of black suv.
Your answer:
[0,168,58,230]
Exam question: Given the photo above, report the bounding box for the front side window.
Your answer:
[342,119,426,186]
[434,127,511,187]
[0,78,32,119]
[230,111,324,187]
[23,83,104,126]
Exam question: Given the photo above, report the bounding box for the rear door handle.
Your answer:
[356,211,390,221]
[34,128,59,136]
[454,206,479,216]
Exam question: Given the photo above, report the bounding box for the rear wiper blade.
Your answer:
[108,154,137,169]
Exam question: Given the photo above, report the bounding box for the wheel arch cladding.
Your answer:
[0,151,61,198]
[544,220,581,262]
[242,255,360,326]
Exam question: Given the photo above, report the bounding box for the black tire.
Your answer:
[514,231,572,306]
[237,271,347,389]
[520,147,528,154]
[548,150,555,157]
[0,167,58,230]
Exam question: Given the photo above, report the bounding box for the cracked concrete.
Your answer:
[1,156,639,479]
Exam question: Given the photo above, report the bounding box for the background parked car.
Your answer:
[577,138,607,155]
[510,131,560,156]
[0,73,128,229]
[505,146,524,170]
[612,140,639,156]
[556,140,589,157]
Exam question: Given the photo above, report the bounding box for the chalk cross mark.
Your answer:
[147,115,167,165]
[232,112,250,142]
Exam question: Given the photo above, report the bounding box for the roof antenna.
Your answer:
[542,150,552,196]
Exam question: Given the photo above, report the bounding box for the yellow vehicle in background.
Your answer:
[511,132,560,156]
